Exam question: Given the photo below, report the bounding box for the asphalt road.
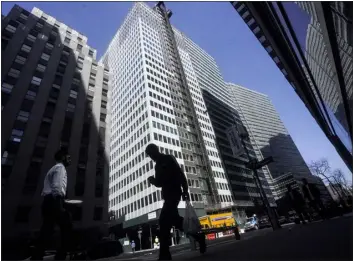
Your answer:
[107,215,352,261]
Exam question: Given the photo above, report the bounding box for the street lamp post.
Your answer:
[138,227,143,251]
[238,128,281,231]
[149,224,153,249]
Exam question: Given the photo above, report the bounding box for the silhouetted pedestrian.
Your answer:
[301,178,326,219]
[145,144,206,260]
[286,184,309,224]
[131,241,136,253]
[31,149,72,260]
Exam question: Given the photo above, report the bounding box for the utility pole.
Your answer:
[149,224,153,249]
[237,125,281,230]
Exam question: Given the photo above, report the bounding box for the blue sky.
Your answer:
[2,1,351,182]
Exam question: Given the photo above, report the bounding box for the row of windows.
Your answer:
[150,99,175,118]
[219,194,233,203]
[152,120,178,135]
[147,81,172,101]
[187,178,200,188]
[111,188,204,217]
[217,182,230,190]
[153,132,180,149]
[115,79,145,132]
[213,171,226,179]
[116,56,142,104]
[111,126,150,172]
[113,191,159,217]
[151,110,176,125]
[110,149,154,183]
[114,143,182,184]
[111,106,147,160]
[115,99,147,142]
[111,177,151,205]
[112,111,148,156]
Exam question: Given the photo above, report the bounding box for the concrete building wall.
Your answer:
[227,83,323,200]
[1,5,110,239]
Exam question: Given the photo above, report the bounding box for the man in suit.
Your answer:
[145,143,206,260]
[301,178,326,219]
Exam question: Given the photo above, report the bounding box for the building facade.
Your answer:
[227,83,328,199]
[231,2,352,173]
[101,2,217,228]
[101,2,276,229]
[1,5,110,241]
[173,29,276,209]
[300,2,352,141]
[271,173,298,200]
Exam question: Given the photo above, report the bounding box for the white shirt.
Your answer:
[42,163,67,197]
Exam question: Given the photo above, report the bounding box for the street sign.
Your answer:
[256,156,274,169]
[148,211,157,220]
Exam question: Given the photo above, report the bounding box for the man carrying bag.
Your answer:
[146,144,206,260]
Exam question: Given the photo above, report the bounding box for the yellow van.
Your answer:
[199,212,237,229]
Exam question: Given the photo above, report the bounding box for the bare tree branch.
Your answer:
[308,158,331,178]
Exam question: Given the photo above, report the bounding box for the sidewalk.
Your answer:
[172,215,353,260]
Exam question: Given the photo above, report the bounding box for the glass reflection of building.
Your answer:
[231,1,353,173]
[297,2,352,148]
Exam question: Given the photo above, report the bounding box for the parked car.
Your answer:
[244,215,259,231]
[288,211,298,223]
[258,216,271,229]
[278,216,287,225]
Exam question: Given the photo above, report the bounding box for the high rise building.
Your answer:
[101,2,276,230]
[101,2,232,229]
[172,29,276,210]
[1,5,110,247]
[231,2,352,174]
[227,83,328,199]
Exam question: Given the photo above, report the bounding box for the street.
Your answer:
[107,214,352,261]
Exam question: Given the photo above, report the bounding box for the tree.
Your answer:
[332,169,349,188]
[309,159,352,203]
[308,158,331,179]
[332,169,352,196]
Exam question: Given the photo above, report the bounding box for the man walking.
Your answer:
[31,149,72,260]
[286,184,309,224]
[301,178,326,219]
[131,241,136,253]
[145,144,206,260]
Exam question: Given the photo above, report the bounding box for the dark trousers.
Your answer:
[31,195,72,260]
[159,200,183,260]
